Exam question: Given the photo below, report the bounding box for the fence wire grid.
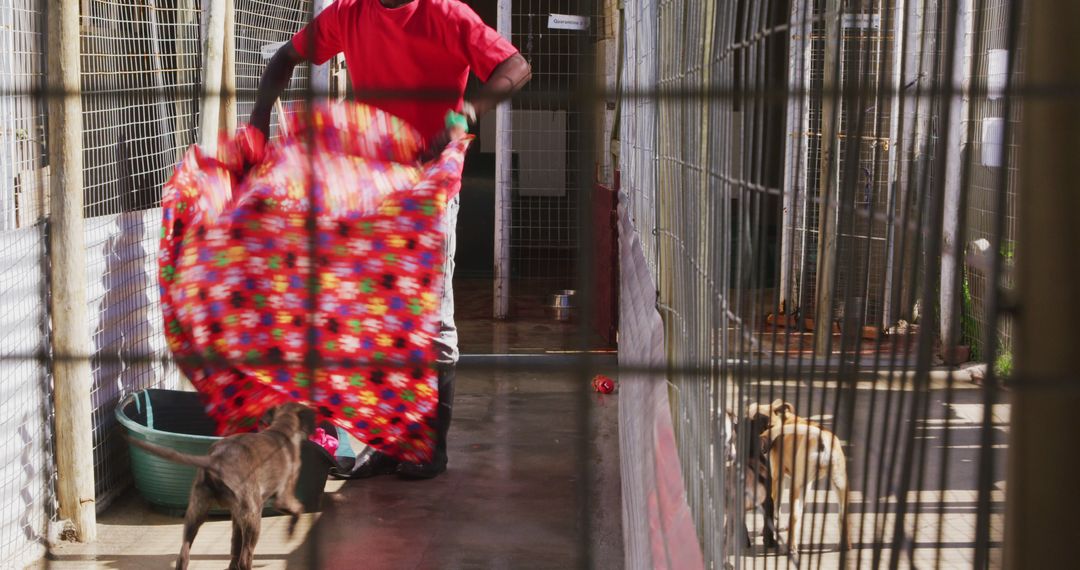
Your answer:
[0,0,1045,568]
[622,0,1022,568]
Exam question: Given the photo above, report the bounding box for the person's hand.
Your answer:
[249,109,272,142]
[420,103,476,162]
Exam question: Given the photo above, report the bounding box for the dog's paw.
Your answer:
[288,514,300,538]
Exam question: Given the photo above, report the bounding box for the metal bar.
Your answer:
[146,0,179,168]
[2,2,19,230]
[220,0,237,134]
[174,0,198,151]
[882,0,914,329]
[939,0,973,359]
[780,0,810,316]
[493,0,511,320]
[309,0,334,97]
[813,0,842,356]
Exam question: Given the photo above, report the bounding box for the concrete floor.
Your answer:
[310,359,622,570]
[46,355,623,570]
[453,277,613,355]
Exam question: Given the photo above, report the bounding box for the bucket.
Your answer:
[116,389,337,517]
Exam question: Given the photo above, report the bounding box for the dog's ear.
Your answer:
[258,406,277,430]
[297,407,317,436]
[773,400,794,418]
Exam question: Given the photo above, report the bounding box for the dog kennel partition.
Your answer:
[0,0,1060,566]
[0,2,53,565]
[77,0,320,514]
[617,0,1026,567]
[0,0,326,558]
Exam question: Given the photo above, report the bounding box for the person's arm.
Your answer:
[466,52,532,122]
[424,53,531,159]
[249,43,308,140]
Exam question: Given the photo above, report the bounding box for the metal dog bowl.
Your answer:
[549,290,576,321]
[116,389,336,517]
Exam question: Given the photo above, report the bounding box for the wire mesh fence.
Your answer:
[0,1,54,566]
[0,0,1046,567]
[80,0,317,512]
[234,0,314,139]
[80,0,201,509]
[0,1,321,554]
[619,0,1022,568]
[961,0,1021,368]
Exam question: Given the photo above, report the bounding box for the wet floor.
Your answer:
[311,360,622,570]
[46,292,622,569]
[46,354,622,565]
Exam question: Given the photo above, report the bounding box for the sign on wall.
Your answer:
[548,14,590,31]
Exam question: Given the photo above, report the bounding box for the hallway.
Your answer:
[310,357,623,569]
[45,355,623,569]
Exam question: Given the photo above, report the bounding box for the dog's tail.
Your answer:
[125,435,218,474]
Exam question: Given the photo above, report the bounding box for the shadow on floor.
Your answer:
[310,356,623,570]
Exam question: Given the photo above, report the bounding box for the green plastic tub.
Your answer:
[116,389,336,517]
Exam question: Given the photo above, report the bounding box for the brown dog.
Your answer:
[749,400,851,555]
[126,402,316,570]
[725,411,779,550]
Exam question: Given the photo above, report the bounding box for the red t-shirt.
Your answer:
[293,0,518,140]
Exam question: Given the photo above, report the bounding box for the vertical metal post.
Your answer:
[174,0,198,150]
[939,0,973,360]
[47,0,96,542]
[780,0,809,314]
[309,0,334,97]
[493,0,512,319]
[220,0,237,135]
[200,0,227,154]
[883,0,915,328]
[814,0,841,355]
[0,2,17,230]
[146,0,180,168]
[1005,2,1080,567]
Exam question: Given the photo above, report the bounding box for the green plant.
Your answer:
[960,268,981,361]
[994,349,1013,378]
[1000,240,1016,260]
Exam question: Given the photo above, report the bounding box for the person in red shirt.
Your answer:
[250,0,531,479]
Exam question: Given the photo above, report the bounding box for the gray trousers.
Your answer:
[434,194,459,365]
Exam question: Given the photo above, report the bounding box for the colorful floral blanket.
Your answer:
[159,103,468,462]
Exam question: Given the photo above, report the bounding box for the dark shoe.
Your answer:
[396,460,447,479]
[397,365,456,480]
[332,450,399,479]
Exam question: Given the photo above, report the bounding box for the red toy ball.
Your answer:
[592,374,616,394]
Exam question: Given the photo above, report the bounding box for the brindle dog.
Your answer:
[127,402,316,570]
